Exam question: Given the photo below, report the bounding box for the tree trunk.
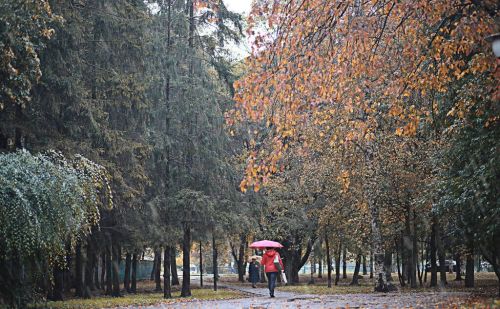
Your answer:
[51,266,65,301]
[317,239,323,278]
[436,223,447,286]
[455,253,462,281]
[401,237,407,286]
[350,254,361,286]
[163,0,174,285]
[369,250,373,279]
[155,248,162,291]
[364,143,395,292]
[199,241,203,287]
[42,259,52,301]
[238,236,246,283]
[373,250,395,291]
[424,240,428,283]
[65,246,72,293]
[164,246,172,298]
[312,254,316,271]
[111,242,121,297]
[83,242,93,298]
[284,250,293,284]
[384,249,393,282]
[91,253,97,292]
[188,0,195,52]
[101,252,106,290]
[309,252,315,285]
[151,253,157,280]
[212,232,218,291]
[287,251,300,284]
[105,244,112,295]
[94,252,100,290]
[416,256,422,287]
[418,240,424,286]
[171,247,179,286]
[342,247,347,279]
[409,246,417,288]
[75,242,84,297]
[403,206,411,286]
[181,224,192,297]
[236,257,245,282]
[325,235,332,288]
[124,253,131,292]
[362,255,367,275]
[335,243,341,285]
[411,210,418,288]
[396,243,404,287]
[465,239,474,288]
[286,238,314,284]
[131,253,138,293]
[430,221,438,287]
[230,234,247,283]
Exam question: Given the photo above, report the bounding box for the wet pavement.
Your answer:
[138,284,471,309]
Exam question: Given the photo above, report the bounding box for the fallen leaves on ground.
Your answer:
[31,288,245,309]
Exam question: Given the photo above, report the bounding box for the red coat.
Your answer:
[261,249,284,273]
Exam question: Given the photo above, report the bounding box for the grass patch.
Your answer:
[279,284,373,294]
[398,272,499,297]
[277,277,374,295]
[31,288,245,309]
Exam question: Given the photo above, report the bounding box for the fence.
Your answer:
[116,260,154,281]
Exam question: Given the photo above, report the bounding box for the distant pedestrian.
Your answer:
[261,247,284,297]
[248,257,260,288]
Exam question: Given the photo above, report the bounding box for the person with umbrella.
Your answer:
[250,240,284,298]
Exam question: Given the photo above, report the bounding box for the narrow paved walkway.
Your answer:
[141,284,471,309]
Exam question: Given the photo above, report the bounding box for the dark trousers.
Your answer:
[266,272,278,296]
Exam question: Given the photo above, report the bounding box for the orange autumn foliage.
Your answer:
[227,0,499,191]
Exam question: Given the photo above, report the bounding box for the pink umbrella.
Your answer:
[249,240,284,249]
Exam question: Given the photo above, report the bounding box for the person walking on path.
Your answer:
[261,247,284,297]
[248,257,260,288]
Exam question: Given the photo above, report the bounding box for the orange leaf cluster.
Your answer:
[229,0,498,191]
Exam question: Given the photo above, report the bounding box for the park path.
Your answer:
[136,284,472,309]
